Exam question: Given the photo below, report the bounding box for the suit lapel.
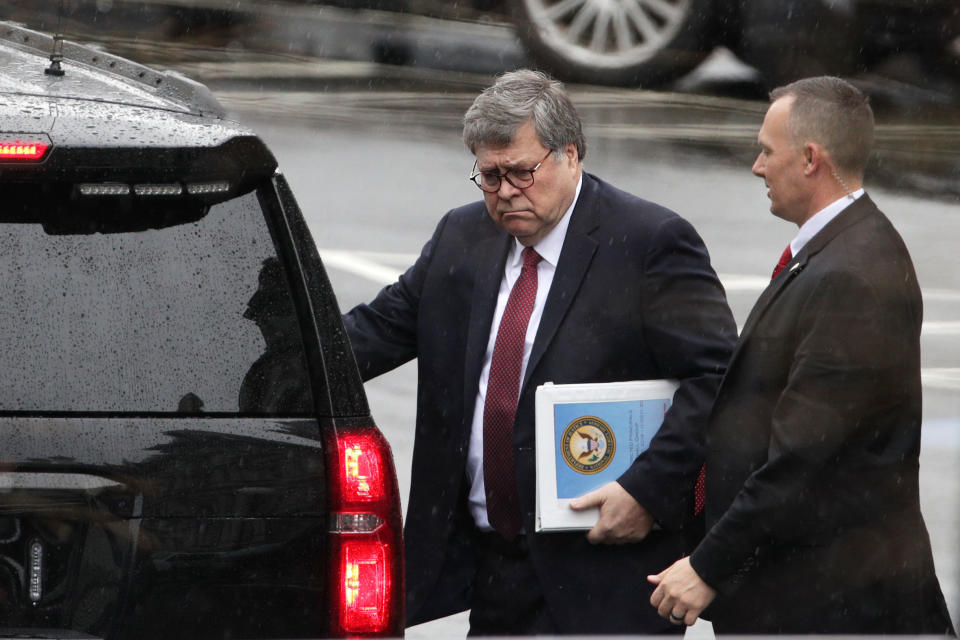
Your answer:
[736,260,803,344]
[522,175,601,391]
[728,195,879,366]
[462,232,512,425]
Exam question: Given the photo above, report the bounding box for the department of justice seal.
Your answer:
[560,416,616,474]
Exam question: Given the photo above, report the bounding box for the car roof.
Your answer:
[0,21,276,192]
[0,21,225,117]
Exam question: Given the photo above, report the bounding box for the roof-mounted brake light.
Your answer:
[0,139,50,162]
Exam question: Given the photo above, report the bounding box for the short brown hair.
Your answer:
[770,76,874,177]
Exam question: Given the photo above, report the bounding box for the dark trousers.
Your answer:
[468,531,558,636]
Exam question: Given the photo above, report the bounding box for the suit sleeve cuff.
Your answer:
[689,530,754,596]
[615,469,682,530]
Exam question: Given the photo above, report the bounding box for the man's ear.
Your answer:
[803,142,826,176]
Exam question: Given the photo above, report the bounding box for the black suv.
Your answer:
[0,22,403,639]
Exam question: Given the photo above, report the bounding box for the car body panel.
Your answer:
[0,20,403,638]
[0,418,327,518]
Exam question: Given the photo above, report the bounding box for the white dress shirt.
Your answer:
[466,175,582,530]
[790,188,865,256]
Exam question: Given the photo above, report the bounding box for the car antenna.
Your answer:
[44,0,66,76]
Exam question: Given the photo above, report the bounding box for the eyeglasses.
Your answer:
[469,150,552,193]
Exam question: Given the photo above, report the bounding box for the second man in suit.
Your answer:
[344,69,736,635]
[649,76,954,634]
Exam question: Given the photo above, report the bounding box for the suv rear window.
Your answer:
[0,189,313,415]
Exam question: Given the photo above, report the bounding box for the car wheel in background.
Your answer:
[734,0,860,88]
[514,0,716,87]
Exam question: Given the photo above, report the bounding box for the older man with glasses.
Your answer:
[343,69,736,636]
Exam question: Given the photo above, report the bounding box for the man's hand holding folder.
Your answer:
[570,481,655,544]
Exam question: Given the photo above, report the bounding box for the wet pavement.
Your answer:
[9,0,960,202]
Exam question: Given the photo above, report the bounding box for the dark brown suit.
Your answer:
[690,195,954,634]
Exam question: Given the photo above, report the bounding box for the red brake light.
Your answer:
[338,432,387,504]
[326,424,404,637]
[0,140,49,161]
[336,538,392,633]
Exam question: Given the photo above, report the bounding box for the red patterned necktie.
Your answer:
[771,244,793,280]
[694,466,706,515]
[483,247,542,540]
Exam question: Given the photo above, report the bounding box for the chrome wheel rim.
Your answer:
[523,0,694,69]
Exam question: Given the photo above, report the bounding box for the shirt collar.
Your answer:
[790,188,865,256]
[509,173,582,268]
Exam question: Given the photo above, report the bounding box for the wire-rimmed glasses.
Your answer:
[469,150,552,193]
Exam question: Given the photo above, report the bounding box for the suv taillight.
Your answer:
[325,425,404,637]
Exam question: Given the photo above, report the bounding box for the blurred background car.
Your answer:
[509,0,960,88]
[3,0,958,89]
[7,0,960,86]
[7,0,960,87]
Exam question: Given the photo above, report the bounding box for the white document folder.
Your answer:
[534,379,679,532]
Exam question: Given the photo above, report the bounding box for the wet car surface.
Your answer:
[0,22,403,639]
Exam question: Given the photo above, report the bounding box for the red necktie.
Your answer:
[483,247,542,540]
[694,466,706,515]
[771,244,793,280]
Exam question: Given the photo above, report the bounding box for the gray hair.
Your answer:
[463,69,586,161]
[770,76,874,177]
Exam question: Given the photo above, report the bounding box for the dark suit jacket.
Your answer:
[344,173,737,634]
[690,195,954,634]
